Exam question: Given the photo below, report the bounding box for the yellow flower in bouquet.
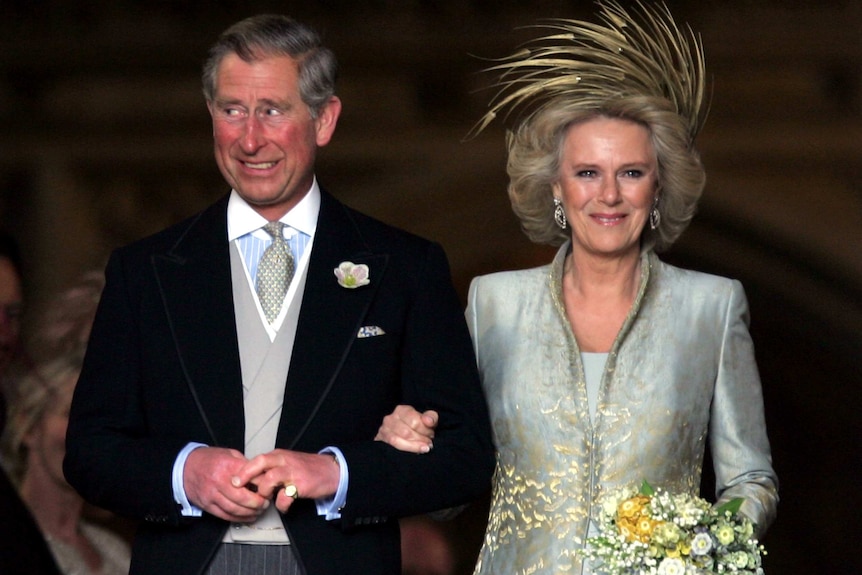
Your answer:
[619,494,650,518]
[616,494,658,543]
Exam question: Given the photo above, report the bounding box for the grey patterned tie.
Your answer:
[256,221,295,324]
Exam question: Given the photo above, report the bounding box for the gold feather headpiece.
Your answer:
[470,0,707,141]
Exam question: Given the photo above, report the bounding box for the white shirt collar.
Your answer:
[227,178,321,241]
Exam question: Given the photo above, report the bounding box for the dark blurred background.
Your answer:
[1,1,859,574]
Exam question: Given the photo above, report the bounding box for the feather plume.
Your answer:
[468,0,707,140]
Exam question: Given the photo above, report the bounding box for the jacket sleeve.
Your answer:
[64,249,192,525]
[335,241,495,526]
[710,280,779,537]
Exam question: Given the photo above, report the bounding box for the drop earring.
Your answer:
[553,198,567,229]
[649,196,661,230]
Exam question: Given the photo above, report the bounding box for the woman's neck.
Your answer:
[565,248,642,301]
[20,458,105,573]
[20,461,85,541]
[562,248,643,353]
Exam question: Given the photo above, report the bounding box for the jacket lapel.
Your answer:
[278,191,388,448]
[151,195,245,450]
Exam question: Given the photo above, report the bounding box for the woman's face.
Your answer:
[553,117,658,260]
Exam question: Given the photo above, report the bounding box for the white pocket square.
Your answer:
[357,326,386,338]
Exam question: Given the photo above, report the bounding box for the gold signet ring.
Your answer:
[284,484,299,499]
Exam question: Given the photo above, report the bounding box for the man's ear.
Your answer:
[314,96,342,147]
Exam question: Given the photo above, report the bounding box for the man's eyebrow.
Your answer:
[258,98,292,109]
[212,97,243,107]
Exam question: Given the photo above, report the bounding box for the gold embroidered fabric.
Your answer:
[465,244,778,575]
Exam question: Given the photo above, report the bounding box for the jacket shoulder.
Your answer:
[650,257,746,311]
[471,263,551,293]
[653,257,740,291]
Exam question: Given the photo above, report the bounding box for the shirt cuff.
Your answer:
[315,447,348,520]
[173,442,207,517]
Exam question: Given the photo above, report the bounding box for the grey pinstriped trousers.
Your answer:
[204,544,303,575]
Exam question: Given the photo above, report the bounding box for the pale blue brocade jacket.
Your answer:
[467,243,779,575]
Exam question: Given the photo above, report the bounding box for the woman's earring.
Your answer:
[553,198,567,229]
[649,196,661,230]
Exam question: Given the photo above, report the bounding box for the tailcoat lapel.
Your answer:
[278,191,388,448]
[150,196,245,450]
[146,191,386,452]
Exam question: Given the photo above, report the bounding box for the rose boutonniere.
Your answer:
[334,261,370,289]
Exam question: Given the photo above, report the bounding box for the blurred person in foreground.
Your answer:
[400,515,456,575]
[376,2,778,573]
[0,231,62,575]
[0,232,24,382]
[63,13,493,575]
[2,273,128,574]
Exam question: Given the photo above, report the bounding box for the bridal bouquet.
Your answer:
[580,481,765,575]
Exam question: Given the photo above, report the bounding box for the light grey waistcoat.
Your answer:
[223,244,307,544]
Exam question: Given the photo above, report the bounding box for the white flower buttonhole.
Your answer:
[334,261,370,289]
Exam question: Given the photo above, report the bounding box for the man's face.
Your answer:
[208,53,340,220]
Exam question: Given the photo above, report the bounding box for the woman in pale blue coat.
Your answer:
[377,3,778,574]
